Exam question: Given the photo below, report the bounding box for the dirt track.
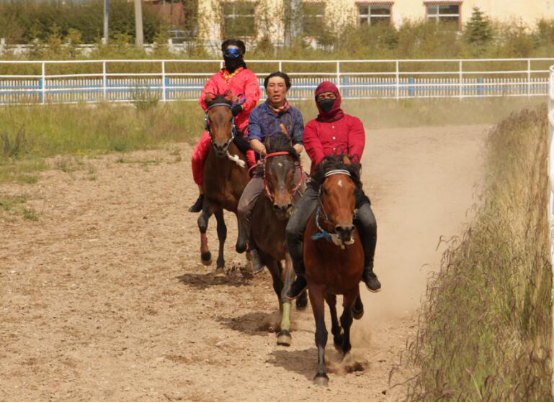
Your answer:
[0,124,489,401]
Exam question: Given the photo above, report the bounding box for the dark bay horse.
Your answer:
[303,155,365,386]
[250,133,307,346]
[198,93,249,275]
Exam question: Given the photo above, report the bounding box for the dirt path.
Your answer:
[0,124,489,401]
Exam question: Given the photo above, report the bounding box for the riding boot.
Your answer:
[188,194,204,213]
[356,202,381,293]
[286,257,307,300]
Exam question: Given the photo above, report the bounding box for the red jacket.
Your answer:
[303,81,365,172]
[198,68,261,133]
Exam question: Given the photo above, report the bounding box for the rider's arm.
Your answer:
[247,109,266,155]
[198,74,220,112]
[347,116,366,164]
[303,121,325,166]
[291,110,304,155]
[241,71,262,114]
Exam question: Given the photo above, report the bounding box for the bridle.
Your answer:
[205,102,237,154]
[312,169,356,249]
[204,98,246,168]
[262,151,304,204]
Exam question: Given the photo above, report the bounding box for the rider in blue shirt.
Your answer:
[237,72,305,273]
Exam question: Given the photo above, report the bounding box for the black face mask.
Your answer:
[318,98,335,114]
[224,56,245,73]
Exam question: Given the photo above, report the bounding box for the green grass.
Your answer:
[0,102,203,161]
[0,194,38,220]
[405,107,552,401]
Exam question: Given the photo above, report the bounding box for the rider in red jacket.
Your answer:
[189,39,261,212]
[286,81,381,299]
[303,83,365,172]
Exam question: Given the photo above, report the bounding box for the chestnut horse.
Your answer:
[250,133,307,346]
[198,93,249,275]
[304,155,365,386]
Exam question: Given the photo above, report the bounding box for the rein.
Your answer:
[262,151,304,204]
[311,169,355,250]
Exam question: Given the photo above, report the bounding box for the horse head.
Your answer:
[316,155,360,245]
[205,92,234,158]
[263,132,302,220]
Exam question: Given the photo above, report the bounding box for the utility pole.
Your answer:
[103,0,109,44]
[134,0,144,48]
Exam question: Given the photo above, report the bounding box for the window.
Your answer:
[426,4,460,25]
[222,2,256,38]
[302,2,325,37]
[358,4,392,26]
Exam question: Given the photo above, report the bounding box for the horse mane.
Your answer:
[266,132,300,161]
[205,92,233,108]
[310,154,361,189]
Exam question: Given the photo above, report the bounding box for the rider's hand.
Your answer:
[231,104,243,117]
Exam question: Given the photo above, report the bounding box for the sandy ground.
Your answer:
[0,124,489,401]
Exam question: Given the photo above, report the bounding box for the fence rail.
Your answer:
[1,58,553,104]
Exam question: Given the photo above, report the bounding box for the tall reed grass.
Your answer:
[406,108,552,401]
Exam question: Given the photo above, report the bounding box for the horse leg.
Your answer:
[213,209,227,276]
[325,293,343,350]
[309,285,329,386]
[277,254,295,346]
[340,288,358,357]
[197,203,213,266]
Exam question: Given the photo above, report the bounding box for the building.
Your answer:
[197,0,554,46]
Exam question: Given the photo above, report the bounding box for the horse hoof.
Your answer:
[213,267,225,277]
[313,373,329,387]
[277,330,291,347]
[201,252,212,266]
[296,292,308,310]
[352,296,364,320]
[352,306,364,320]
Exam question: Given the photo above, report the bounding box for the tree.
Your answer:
[464,7,493,46]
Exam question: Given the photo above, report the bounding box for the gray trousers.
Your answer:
[285,185,377,275]
[238,166,303,248]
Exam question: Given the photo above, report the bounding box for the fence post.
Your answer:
[548,66,554,389]
[395,60,400,100]
[279,60,282,72]
[103,60,107,101]
[459,60,463,99]
[41,61,46,104]
[527,59,532,97]
[162,60,166,102]
[336,61,341,91]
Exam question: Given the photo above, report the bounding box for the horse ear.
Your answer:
[342,155,352,166]
[224,92,233,102]
[279,123,289,136]
[205,93,213,106]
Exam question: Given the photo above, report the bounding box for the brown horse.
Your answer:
[250,133,307,346]
[303,155,365,386]
[198,93,249,274]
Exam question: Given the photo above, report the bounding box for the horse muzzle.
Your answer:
[335,224,355,245]
[273,203,293,220]
[212,142,229,158]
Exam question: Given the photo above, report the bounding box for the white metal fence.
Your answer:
[1,58,553,105]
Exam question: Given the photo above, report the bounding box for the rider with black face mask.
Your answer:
[285,81,381,299]
[189,40,261,213]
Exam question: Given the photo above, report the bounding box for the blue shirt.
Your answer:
[247,101,304,145]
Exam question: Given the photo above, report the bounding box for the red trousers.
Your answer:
[191,131,256,186]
